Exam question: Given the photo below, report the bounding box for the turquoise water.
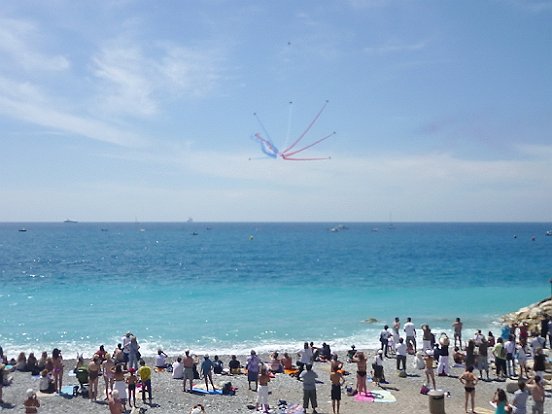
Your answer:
[0,222,550,357]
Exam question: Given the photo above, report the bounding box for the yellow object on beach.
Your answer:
[284,368,299,375]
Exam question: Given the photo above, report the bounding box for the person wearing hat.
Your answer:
[200,354,215,392]
[23,389,40,414]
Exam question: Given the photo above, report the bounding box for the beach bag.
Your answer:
[420,385,430,395]
[221,381,234,395]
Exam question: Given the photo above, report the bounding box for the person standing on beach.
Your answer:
[299,364,318,414]
[51,348,63,393]
[492,338,507,379]
[122,332,132,367]
[395,337,407,374]
[512,380,529,414]
[138,359,152,404]
[477,338,490,380]
[330,366,344,414]
[422,325,433,351]
[423,350,436,390]
[453,317,463,349]
[183,350,195,392]
[459,365,478,414]
[256,366,271,413]
[533,348,546,379]
[200,354,215,392]
[297,342,313,376]
[372,350,385,386]
[246,350,260,391]
[88,355,101,401]
[0,363,5,404]
[379,325,391,357]
[352,351,368,395]
[404,317,417,353]
[392,317,401,345]
[526,376,545,414]
[127,368,137,408]
[504,335,516,377]
[128,336,140,371]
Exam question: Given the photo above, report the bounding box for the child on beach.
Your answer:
[330,367,344,414]
[23,389,40,414]
[126,368,137,408]
[51,348,63,393]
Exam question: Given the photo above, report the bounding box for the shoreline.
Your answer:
[1,349,550,414]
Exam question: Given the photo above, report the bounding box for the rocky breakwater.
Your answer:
[501,297,552,334]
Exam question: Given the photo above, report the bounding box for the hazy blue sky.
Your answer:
[1,0,551,222]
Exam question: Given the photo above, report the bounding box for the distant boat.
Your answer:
[187,217,194,223]
[329,224,349,232]
[64,219,78,224]
[546,230,552,236]
[191,232,199,236]
[18,228,27,232]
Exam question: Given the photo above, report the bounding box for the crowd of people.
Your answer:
[0,317,549,414]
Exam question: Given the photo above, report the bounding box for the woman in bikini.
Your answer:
[51,348,63,393]
[459,365,478,414]
[103,354,115,399]
[352,351,367,395]
[88,355,101,401]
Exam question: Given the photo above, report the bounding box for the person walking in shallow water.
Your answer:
[453,317,463,349]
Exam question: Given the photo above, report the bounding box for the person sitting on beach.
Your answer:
[212,355,223,374]
[51,348,63,393]
[423,350,436,390]
[172,356,184,379]
[281,353,294,372]
[228,355,241,375]
[200,354,216,391]
[459,366,478,414]
[27,353,39,375]
[16,352,28,371]
[372,350,385,386]
[320,343,332,361]
[453,346,465,365]
[269,352,283,374]
[246,350,260,391]
[352,351,368,395]
[138,359,152,404]
[39,369,55,394]
[126,368,137,408]
[155,349,169,369]
[23,389,40,414]
[37,352,47,372]
[309,342,321,362]
[108,389,124,414]
[346,345,357,362]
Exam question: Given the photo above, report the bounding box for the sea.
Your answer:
[0,222,550,359]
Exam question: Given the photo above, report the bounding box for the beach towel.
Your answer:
[191,384,223,395]
[60,385,78,396]
[354,390,396,403]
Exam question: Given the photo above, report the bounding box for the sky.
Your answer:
[0,0,551,222]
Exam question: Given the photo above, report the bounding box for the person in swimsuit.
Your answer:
[102,353,115,399]
[256,366,271,413]
[330,353,343,373]
[330,367,344,414]
[51,348,63,393]
[126,368,137,408]
[459,365,478,414]
[352,351,367,395]
[88,355,101,401]
[423,350,436,390]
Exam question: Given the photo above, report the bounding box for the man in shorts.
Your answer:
[403,317,417,353]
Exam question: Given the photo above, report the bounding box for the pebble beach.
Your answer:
[1,348,550,414]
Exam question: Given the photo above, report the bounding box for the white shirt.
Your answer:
[172,361,184,379]
[395,343,407,357]
[404,322,416,337]
[299,348,313,364]
[155,354,167,367]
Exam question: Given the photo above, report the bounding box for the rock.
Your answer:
[500,297,551,334]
